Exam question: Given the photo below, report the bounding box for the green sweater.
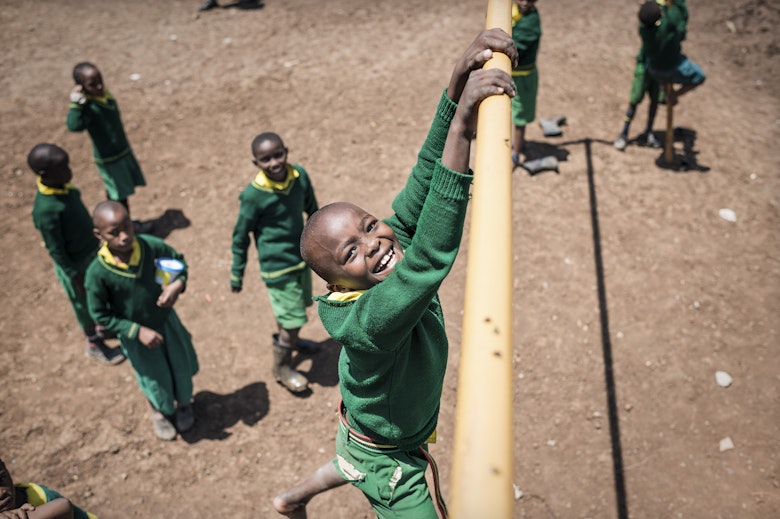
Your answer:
[85,235,188,339]
[639,0,688,71]
[512,8,541,70]
[66,93,133,163]
[317,92,472,449]
[32,184,99,278]
[230,164,318,286]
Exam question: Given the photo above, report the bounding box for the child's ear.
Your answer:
[93,228,103,242]
[252,158,260,168]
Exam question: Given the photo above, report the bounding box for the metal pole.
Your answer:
[450,1,514,517]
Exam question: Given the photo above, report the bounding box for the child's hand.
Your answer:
[157,279,184,308]
[448,28,518,104]
[0,503,35,518]
[457,68,516,135]
[138,326,163,349]
[69,85,86,105]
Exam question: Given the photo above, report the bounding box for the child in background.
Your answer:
[272,29,517,518]
[510,0,542,168]
[0,457,96,519]
[66,62,150,232]
[638,0,705,105]
[230,133,319,394]
[28,143,125,365]
[85,201,199,441]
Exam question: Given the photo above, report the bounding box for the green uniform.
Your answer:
[511,6,541,126]
[66,91,146,200]
[320,91,470,517]
[85,235,198,415]
[639,0,688,71]
[15,482,96,519]
[230,164,318,286]
[32,180,99,330]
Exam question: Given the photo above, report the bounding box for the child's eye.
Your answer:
[367,221,376,231]
[345,247,356,261]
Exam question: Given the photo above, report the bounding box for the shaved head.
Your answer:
[27,143,67,174]
[93,200,128,228]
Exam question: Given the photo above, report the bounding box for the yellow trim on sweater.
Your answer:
[252,164,298,192]
[327,290,366,302]
[98,239,141,269]
[36,177,73,195]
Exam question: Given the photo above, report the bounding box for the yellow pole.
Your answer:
[450,1,514,518]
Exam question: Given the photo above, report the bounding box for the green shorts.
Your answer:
[511,67,538,126]
[265,267,312,330]
[629,61,662,106]
[333,422,439,519]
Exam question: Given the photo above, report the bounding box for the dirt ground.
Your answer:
[1,0,778,517]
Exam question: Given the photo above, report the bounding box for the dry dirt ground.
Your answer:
[1,0,778,517]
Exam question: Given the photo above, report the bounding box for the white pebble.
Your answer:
[719,437,735,452]
[129,73,141,81]
[715,371,733,388]
[513,483,524,500]
[718,208,737,222]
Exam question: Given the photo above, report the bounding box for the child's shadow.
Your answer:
[290,339,342,396]
[654,127,710,172]
[525,140,571,163]
[181,382,269,443]
[143,209,191,239]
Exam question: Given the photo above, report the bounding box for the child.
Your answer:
[66,62,149,230]
[510,0,542,168]
[613,44,663,151]
[230,132,319,394]
[0,457,96,519]
[638,0,705,105]
[85,201,199,441]
[271,29,518,518]
[28,143,125,366]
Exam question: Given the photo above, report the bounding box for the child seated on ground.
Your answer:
[85,201,199,441]
[272,28,517,519]
[28,143,125,365]
[0,457,96,519]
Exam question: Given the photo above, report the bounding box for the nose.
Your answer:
[363,236,381,257]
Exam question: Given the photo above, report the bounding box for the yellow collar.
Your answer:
[252,164,298,192]
[512,4,522,23]
[98,238,141,269]
[36,177,73,195]
[327,290,366,302]
[85,90,114,106]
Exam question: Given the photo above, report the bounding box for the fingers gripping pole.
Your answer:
[450,1,514,518]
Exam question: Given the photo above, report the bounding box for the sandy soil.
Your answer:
[1,0,778,517]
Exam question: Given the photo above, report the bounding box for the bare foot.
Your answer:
[272,492,308,519]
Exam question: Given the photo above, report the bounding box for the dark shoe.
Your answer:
[198,0,219,10]
[272,343,309,393]
[273,333,320,354]
[151,411,177,441]
[237,0,263,9]
[85,338,126,365]
[95,324,117,340]
[175,403,195,432]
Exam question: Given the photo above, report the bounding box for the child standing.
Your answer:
[66,62,148,229]
[230,133,319,394]
[85,201,199,441]
[638,0,705,105]
[28,143,125,365]
[0,457,97,519]
[613,44,663,151]
[272,29,517,518]
[510,0,542,168]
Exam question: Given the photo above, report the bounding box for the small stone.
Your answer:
[129,73,141,81]
[715,371,733,388]
[121,473,128,480]
[718,208,737,222]
[726,20,736,32]
[513,483,524,500]
[719,437,735,452]
[169,34,178,41]
[546,439,556,447]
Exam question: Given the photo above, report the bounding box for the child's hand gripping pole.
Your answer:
[450,3,516,519]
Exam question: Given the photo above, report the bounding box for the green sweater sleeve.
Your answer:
[66,103,87,132]
[36,215,79,278]
[230,189,258,287]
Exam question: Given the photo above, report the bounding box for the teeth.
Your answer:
[376,249,394,272]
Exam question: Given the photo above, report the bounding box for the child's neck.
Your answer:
[110,246,133,264]
[40,179,65,188]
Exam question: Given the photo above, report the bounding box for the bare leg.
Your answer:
[272,460,347,518]
[276,325,300,347]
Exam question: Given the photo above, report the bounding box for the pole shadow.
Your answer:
[180,381,269,443]
[654,127,711,172]
[583,137,629,519]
